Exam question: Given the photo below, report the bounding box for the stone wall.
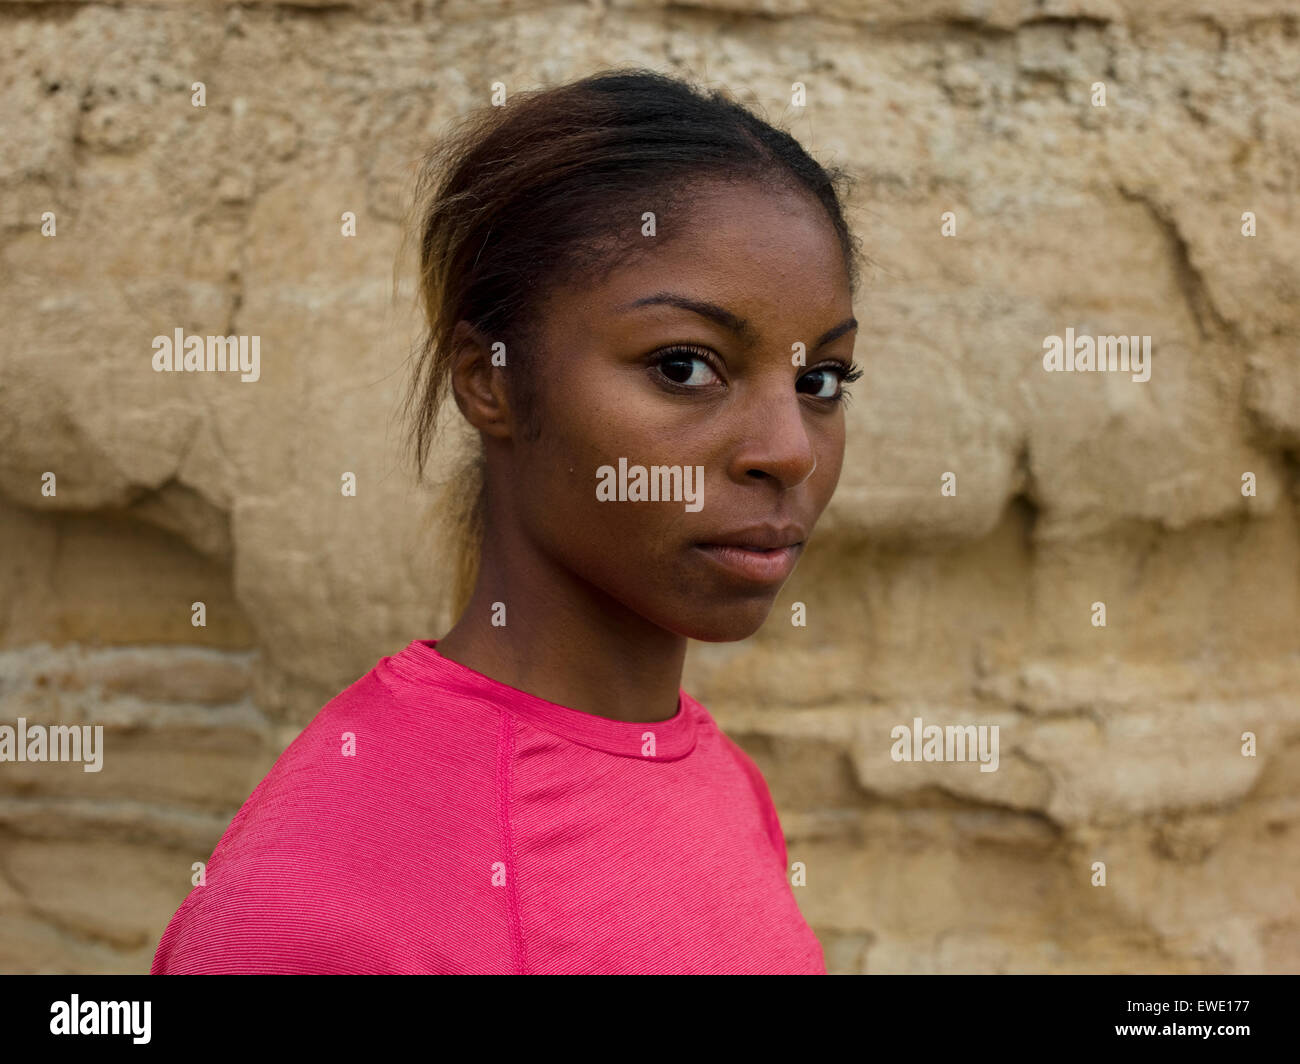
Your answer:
[1,0,1297,973]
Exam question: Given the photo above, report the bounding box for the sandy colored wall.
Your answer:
[0,0,1297,973]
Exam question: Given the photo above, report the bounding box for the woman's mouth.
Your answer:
[691,542,802,584]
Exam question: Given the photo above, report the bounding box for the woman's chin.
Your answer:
[666,602,778,644]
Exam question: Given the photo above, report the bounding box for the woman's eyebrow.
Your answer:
[815,317,859,348]
[618,292,754,341]
[618,291,857,349]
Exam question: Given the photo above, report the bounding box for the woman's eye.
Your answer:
[798,366,842,399]
[655,348,720,387]
[653,350,860,400]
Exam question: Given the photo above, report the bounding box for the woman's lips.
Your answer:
[692,542,801,584]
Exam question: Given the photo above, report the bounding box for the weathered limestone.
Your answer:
[0,0,1297,974]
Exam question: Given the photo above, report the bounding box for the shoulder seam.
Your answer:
[723,733,790,873]
[370,658,405,702]
[497,708,529,974]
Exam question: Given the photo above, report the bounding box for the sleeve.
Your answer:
[151,878,401,975]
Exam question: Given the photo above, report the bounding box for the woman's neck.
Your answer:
[434,531,688,724]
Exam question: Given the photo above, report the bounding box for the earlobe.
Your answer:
[449,320,513,439]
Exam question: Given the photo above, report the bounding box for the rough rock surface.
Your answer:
[0,0,1297,973]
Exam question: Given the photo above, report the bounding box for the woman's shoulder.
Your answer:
[224,659,502,839]
[150,658,511,973]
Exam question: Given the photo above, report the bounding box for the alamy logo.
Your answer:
[1042,328,1150,382]
[890,716,999,772]
[50,996,150,1044]
[0,718,103,772]
[152,327,261,382]
[595,457,703,512]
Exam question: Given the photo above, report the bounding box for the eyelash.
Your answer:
[652,345,863,404]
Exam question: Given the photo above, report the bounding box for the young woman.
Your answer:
[152,68,863,975]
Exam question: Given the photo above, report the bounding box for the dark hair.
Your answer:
[398,68,862,617]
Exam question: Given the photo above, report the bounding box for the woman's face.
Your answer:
[497,179,857,642]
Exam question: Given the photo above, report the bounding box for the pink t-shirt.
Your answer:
[151,638,825,974]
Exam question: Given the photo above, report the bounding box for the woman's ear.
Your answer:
[448,319,513,440]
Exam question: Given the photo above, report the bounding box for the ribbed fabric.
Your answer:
[151,639,825,974]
